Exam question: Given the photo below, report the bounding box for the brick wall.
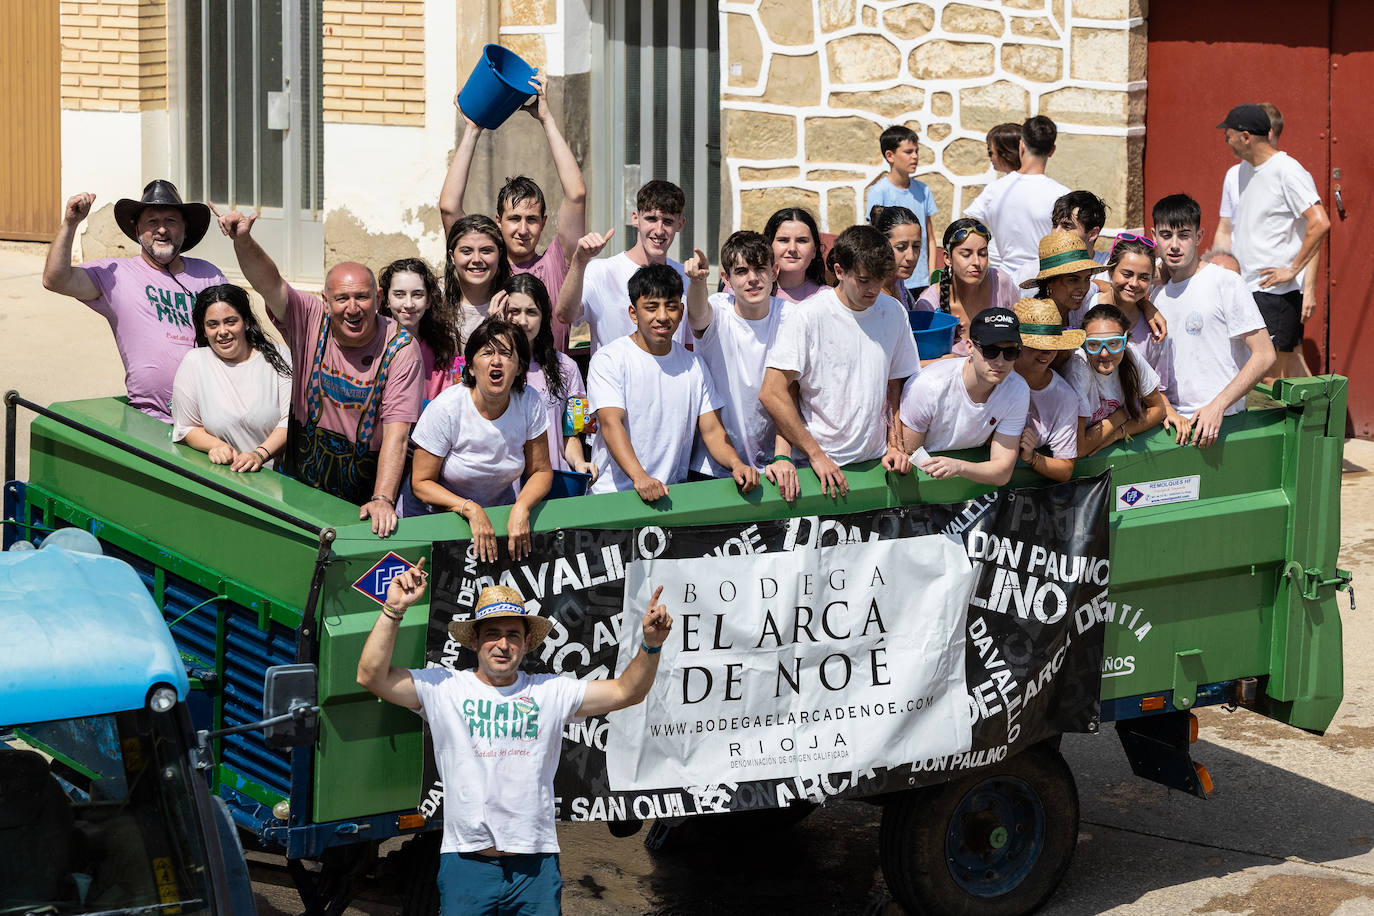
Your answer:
[60,0,168,112]
[323,0,426,126]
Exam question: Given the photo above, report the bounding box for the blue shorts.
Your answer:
[436,851,562,916]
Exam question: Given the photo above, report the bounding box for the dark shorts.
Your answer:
[437,852,561,915]
[1253,289,1304,352]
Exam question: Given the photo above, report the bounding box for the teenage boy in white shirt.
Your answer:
[585,264,759,502]
[760,225,921,499]
[555,180,694,355]
[899,308,1030,486]
[684,230,800,501]
[1150,193,1276,449]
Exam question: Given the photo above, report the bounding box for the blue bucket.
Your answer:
[908,310,960,359]
[457,44,538,130]
[547,469,592,500]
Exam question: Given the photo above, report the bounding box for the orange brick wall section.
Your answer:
[60,0,168,112]
[323,0,426,126]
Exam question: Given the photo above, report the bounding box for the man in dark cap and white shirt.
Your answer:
[41,180,227,422]
[357,560,674,915]
[1217,103,1330,380]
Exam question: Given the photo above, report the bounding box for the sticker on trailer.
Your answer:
[353,552,418,605]
[1116,475,1201,511]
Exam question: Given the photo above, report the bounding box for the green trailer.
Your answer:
[2,375,1349,915]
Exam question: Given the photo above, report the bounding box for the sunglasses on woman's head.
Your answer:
[974,342,1021,362]
[1083,335,1127,354]
[948,223,992,247]
[1110,232,1156,253]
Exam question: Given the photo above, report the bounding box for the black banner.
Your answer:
[420,473,1111,821]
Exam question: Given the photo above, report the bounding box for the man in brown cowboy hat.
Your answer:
[40,180,227,421]
[213,205,422,537]
[357,558,673,914]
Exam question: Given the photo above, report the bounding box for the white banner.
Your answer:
[607,535,976,790]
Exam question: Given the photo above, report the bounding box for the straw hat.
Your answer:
[1012,298,1086,350]
[1019,230,1107,289]
[447,584,554,650]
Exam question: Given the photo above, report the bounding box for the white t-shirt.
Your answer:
[963,171,1071,287]
[526,352,587,474]
[1151,263,1267,417]
[410,668,587,855]
[580,252,694,355]
[692,292,790,472]
[1060,345,1162,425]
[963,172,1014,265]
[899,357,1029,451]
[408,384,549,510]
[766,288,921,466]
[1026,372,1080,459]
[1231,152,1322,295]
[586,335,723,494]
[171,345,292,465]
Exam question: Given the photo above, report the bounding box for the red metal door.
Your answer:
[1328,1,1374,436]
[1143,2,1333,376]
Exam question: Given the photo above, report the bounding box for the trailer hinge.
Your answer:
[1292,565,1353,603]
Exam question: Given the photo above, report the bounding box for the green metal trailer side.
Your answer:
[10,375,1347,835]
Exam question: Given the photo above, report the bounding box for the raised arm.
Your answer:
[523,75,588,260]
[356,557,427,710]
[438,100,483,236]
[212,205,290,322]
[684,248,712,335]
[554,229,615,326]
[42,193,100,301]
[577,586,672,717]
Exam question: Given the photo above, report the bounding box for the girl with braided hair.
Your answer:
[913,218,1021,356]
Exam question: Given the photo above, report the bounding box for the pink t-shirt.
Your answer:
[512,242,571,351]
[419,339,462,406]
[775,280,825,303]
[80,255,228,421]
[275,287,423,450]
[525,351,586,473]
[1026,372,1080,459]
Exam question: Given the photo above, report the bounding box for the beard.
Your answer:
[141,236,182,267]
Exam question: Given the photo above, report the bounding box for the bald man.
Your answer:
[215,208,421,536]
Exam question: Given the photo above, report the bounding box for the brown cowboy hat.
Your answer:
[1012,297,1086,350]
[1019,229,1106,289]
[114,179,212,253]
[447,584,554,651]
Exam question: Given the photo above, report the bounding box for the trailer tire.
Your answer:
[400,832,442,916]
[879,743,1078,916]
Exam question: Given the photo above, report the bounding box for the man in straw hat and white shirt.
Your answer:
[41,179,226,422]
[357,558,674,915]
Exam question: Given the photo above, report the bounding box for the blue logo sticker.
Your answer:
[353,551,418,605]
[1121,487,1144,506]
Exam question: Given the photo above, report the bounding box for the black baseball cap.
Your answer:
[969,307,1021,346]
[1216,104,1271,136]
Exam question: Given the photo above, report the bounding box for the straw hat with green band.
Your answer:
[1013,297,1086,350]
[1019,229,1107,289]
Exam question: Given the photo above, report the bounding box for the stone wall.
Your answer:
[323,0,426,126]
[722,0,1147,239]
[60,0,168,112]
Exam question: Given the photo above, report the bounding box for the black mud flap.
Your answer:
[1115,712,1209,798]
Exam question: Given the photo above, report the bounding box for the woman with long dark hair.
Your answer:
[763,207,826,302]
[873,205,922,310]
[379,257,459,401]
[171,283,292,471]
[1062,303,1167,455]
[499,274,597,478]
[443,214,512,349]
[913,218,1021,354]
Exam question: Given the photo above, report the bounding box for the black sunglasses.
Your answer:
[974,342,1022,362]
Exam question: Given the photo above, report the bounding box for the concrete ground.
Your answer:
[3,241,1372,914]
